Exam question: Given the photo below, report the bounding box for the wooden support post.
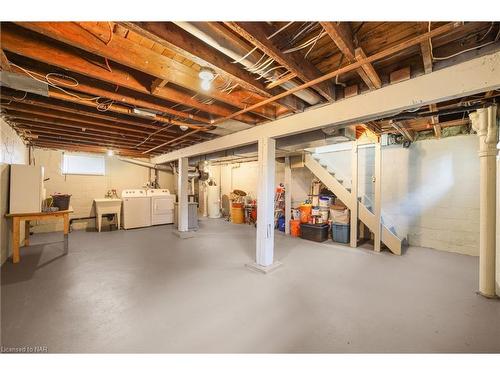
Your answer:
[12,217,20,263]
[284,157,292,235]
[63,213,70,253]
[247,137,282,273]
[374,142,382,252]
[177,157,189,233]
[350,142,359,247]
[24,220,30,246]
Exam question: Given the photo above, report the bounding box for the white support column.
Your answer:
[246,137,282,274]
[350,141,359,248]
[470,106,498,298]
[284,157,292,235]
[374,142,382,252]
[177,157,189,233]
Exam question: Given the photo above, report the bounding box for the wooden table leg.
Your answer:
[24,220,30,246]
[63,213,69,254]
[12,217,20,263]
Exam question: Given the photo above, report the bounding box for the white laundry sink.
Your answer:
[94,198,122,232]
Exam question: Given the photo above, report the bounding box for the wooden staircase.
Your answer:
[304,153,402,255]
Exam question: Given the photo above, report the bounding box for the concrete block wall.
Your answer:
[31,148,175,233]
[1,119,28,264]
[208,135,482,256]
[381,135,480,255]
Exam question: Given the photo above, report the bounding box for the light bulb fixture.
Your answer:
[199,67,215,91]
[198,67,215,81]
[201,79,212,91]
[107,149,114,156]
[179,125,189,131]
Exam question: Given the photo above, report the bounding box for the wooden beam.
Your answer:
[429,103,441,138]
[266,72,297,89]
[31,141,147,157]
[344,84,359,98]
[320,22,381,91]
[76,22,114,44]
[14,123,159,150]
[389,67,411,84]
[2,105,188,142]
[13,118,163,143]
[121,22,274,98]
[0,49,12,71]
[320,22,356,60]
[150,78,168,95]
[14,22,276,120]
[0,92,184,135]
[0,26,261,123]
[224,22,335,101]
[7,63,210,125]
[355,48,382,89]
[207,23,463,126]
[152,38,496,164]
[420,22,434,74]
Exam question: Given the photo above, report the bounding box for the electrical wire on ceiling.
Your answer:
[9,62,116,112]
[132,123,175,149]
[429,21,500,61]
[283,28,327,57]
[267,22,294,40]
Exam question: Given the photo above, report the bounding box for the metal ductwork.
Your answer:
[174,22,322,106]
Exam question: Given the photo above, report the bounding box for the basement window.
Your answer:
[62,153,105,176]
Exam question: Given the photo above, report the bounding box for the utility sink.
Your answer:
[94,198,122,232]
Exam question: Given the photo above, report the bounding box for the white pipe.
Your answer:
[118,157,171,171]
[174,22,322,106]
[470,105,498,298]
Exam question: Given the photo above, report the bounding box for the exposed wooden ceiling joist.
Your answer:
[320,22,382,90]
[0,26,261,124]
[13,22,278,121]
[224,22,335,101]
[120,22,274,98]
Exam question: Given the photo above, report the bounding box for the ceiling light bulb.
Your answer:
[198,67,215,81]
[180,125,188,131]
[201,79,212,91]
[107,149,114,156]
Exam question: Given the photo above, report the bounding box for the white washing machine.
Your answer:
[121,189,151,229]
[147,189,175,225]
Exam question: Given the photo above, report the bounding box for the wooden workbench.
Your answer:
[4,208,73,264]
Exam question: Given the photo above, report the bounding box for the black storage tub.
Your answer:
[300,223,330,242]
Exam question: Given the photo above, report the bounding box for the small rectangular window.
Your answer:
[62,154,105,176]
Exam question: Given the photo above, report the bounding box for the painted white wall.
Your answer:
[31,148,175,232]
[380,135,480,255]
[1,119,28,264]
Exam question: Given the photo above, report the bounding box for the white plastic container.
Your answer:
[319,196,331,207]
[319,207,329,221]
[207,185,221,218]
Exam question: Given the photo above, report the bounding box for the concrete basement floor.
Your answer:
[1,218,499,353]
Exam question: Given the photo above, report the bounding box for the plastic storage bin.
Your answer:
[51,194,71,211]
[332,223,350,243]
[300,223,329,242]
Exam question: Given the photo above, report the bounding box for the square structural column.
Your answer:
[284,157,292,235]
[177,156,189,233]
[374,142,382,252]
[246,137,282,274]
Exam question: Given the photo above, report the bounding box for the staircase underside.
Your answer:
[305,153,402,255]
